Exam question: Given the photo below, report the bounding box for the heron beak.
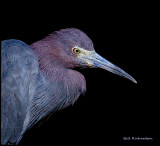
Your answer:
[82,51,137,83]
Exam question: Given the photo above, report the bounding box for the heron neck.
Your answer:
[26,67,86,129]
[26,56,86,130]
[27,41,86,128]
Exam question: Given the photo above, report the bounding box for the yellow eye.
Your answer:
[73,48,81,54]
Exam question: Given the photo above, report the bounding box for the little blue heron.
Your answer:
[1,28,136,145]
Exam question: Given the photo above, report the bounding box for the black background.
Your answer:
[1,1,159,145]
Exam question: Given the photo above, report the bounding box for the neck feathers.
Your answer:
[30,40,86,98]
[27,68,86,129]
[27,42,86,129]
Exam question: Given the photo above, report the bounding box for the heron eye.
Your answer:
[73,48,81,54]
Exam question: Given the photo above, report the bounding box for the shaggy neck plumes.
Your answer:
[26,39,86,129]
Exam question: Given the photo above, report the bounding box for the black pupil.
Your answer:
[75,49,79,53]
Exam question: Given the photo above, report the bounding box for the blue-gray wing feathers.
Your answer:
[1,39,39,144]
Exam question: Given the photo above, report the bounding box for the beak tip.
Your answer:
[130,77,137,84]
[133,80,137,84]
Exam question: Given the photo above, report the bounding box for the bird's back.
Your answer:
[1,39,39,144]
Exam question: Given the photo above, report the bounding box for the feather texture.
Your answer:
[1,35,87,144]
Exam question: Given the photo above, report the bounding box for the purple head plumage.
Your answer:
[31,28,137,83]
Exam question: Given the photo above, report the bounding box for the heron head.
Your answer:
[47,28,137,83]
